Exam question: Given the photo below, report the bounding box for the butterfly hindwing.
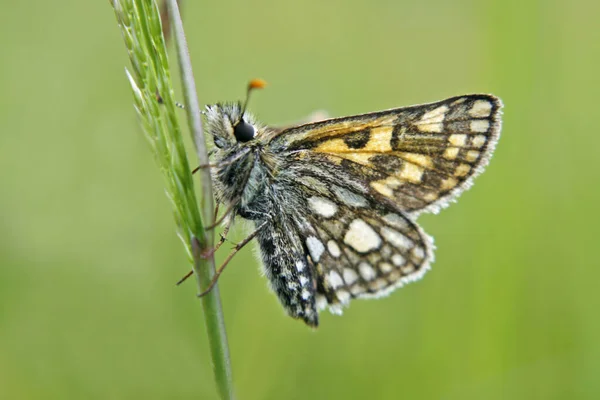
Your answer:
[288,172,433,314]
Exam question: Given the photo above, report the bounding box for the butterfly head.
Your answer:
[204,79,267,150]
[204,102,261,149]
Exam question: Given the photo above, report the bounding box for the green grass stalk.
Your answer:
[112,0,235,398]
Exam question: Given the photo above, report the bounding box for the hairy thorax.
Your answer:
[212,145,283,221]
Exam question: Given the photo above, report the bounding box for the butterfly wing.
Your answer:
[275,161,434,314]
[269,94,502,216]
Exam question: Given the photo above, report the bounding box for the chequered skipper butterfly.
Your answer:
[198,80,502,327]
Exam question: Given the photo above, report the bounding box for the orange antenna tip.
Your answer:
[248,78,267,90]
[239,79,266,119]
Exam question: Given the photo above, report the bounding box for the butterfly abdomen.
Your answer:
[255,211,320,327]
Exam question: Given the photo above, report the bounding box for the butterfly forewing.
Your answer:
[273,94,502,215]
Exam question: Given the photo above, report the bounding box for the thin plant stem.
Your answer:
[112,0,235,398]
[164,1,235,399]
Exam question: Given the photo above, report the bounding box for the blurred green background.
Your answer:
[1,0,599,399]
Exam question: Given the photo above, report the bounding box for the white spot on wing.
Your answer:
[413,247,425,259]
[359,262,377,281]
[327,240,341,258]
[371,181,393,197]
[399,162,424,183]
[369,278,388,291]
[469,100,492,118]
[417,122,443,133]
[381,227,413,251]
[470,120,490,133]
[449,134,467,146]
[421,105,448,123]
[350,284,365,295]
[327,270,344,288]
[364,126,393,152]
[371,176,403,197]
[306,236,325,262]
[379,262,393,273]
[401,153,433,168]
[381,245,392,258]
[343,268,359,284]
[465,150,480,162]
[444,147,459,160]
[295,260,305,272]
[417,105,448,131]
[336,290,351,304]
[441,177,458,191]
[344,219,382,253]
[391,254,405,266]
[471,135,487,148]
[308,196,337,218]
[454,164,471,177]
[402,264,416,274]
[316,295,327,310]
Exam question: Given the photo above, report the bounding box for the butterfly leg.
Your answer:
[196,220,269,297]
[175,214,233,285]
[192,149,250,174]
[205,201,237,230]
[191,163,215,174]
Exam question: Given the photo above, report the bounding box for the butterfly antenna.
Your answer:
[239,78,267,122]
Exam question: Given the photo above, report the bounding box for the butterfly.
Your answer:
[201,80,502,327]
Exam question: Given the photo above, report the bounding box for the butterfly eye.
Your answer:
[233,119,256,142]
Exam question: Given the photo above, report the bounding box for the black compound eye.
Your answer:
[233,119,256,142]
